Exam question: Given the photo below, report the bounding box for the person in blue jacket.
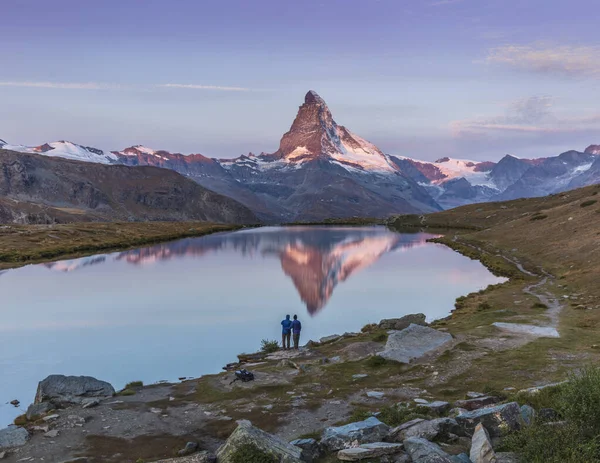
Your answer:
[281,314,292,350]
[292,314,302,349]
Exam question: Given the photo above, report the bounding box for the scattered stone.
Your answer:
[448,408,468,418]
[35,375,115,406]
[322,417,390,451]
[519,382,566,394]
[492,322,559,338]
[289,438,322,463]
[466,392,486,399]
[391,418,464,442]
[456,402,522,437]
[150,408,162,414]
[378,324,453,364]
[178,442,199,456]
[503,387,516,392]
[44,430,59,438]
[0,426,29,449]
[26,402,53,420]
[418,401,450,416]
[403,437,454,463]
[520,405,535,426]
[352,374,368,380]
[42,414,59,422]
[389,419,426,441]
[366,391,385,399]
[320,335,341,344]
[0,451,5,459]
[454,396,500,411]
[470,423,495,463]
[216,420,302,463]
[378,314,428,331]
[450,454,472,463]
[414,399,429,404]
[31,426,49,433]
[81,398,100,409]
[338,442,404,461]
[9,400,19,407]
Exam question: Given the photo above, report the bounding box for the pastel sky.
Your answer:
[2,0,599,161]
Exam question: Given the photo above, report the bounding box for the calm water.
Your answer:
[0,226,504,425]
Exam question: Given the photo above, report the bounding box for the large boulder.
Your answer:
[454,396,499,411]
[0,426,29,449]
[456,402,522,437]
[378,325,453,364]
[378,314,427,330]
[289,438,322,462]
[322,417,390,451]
[470,423,496,463]
[403,437,454,463]
[390,418,464,442]
[35,375,115,405]
[26,401,54,420]
[337,442,404,461]
[216,421,303,463]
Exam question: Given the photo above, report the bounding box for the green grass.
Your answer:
[581,200,598,208]
[371,332,388,343]
[365,355,389,368]
[229,444,278,463]
[119,389,136,396]
[125,381,144,389]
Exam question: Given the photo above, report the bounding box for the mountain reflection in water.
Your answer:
[41,227,428,315]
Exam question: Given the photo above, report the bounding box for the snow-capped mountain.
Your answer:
[1,140,117,164]
[2,90,600,219]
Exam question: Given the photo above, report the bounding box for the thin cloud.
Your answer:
[485,43,600,77]
[0,81,122,90]
[158,84,251,91]
[0,81,253,91]
[451,96,600,136]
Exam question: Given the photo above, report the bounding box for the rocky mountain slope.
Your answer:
[0,150,257,224]
[3,91,599,217]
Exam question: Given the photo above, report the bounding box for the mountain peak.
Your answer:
[585,144,600,155]
[305,90,325,105]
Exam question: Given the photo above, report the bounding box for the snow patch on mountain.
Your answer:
[2,140,117,164]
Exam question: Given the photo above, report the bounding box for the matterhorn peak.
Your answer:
[305,90,326,106]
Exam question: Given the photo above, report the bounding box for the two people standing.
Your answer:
[281,314,302,350]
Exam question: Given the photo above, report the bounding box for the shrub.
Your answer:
[125,381,143,389]
[379,404,429,426]
[532,302,549,309]
[478,302,492,311]
[260,339,279,354]
[119,389,136,396]
[530,214,548,221]
[366,355,388,368]
[229,444,278,463]
[561,367,600,436]
[581,200,598,208]
[361,323,377,332]
[13,414,27,426]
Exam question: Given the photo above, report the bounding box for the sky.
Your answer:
[1,0,600,161]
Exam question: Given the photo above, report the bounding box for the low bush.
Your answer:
[229,443,278,463]
[125,380,143,389]
[371,332,388,342]
[119,389,136,396]
[581,200,598,208]
[361,323,378,332]
[366,355,388,368]
[379,404,429,427]
[260,339,279,354]
[530,214,548,221]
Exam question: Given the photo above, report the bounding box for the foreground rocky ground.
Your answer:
[2,184,599,462]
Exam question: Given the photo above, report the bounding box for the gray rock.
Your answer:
[178,441,199,456]
[35,375,115,405]
[154,451,216,463]
[0,426,29,449]
[492,322,559,338]
[289,438,322,463]
[338,442,404,461]
[378,314,428,331]
[466,392,486,399]
[418,401,451,416]
[454,397,499,411]
[81,398,100,409]
[320,335,341,344]
[390,418,464,442]
[322,416,390,451]
[520,405,535,426]
[378,325,453,364]
[44,430,60,438]
[456,402,522,437]
[352,374,368,380]
[43,414,60,422]
[26,401,54,420]
[366,391,385,399]
[470,423,495,463]
[450,454,472,463]
[414,398,429,404]
[216,420,302,463]
[449,408,468,418]
[403,437,454,462]
[0,451,5,459]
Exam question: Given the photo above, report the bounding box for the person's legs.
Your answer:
[282,333,287,350]
[285,333,291,349]
[293,333,300,349]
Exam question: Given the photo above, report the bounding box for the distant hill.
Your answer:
[0,149,257,224]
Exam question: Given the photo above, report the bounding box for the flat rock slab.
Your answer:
[378,314,427,330]
[492,322,559,338]
[470,423,496,463]
[322,417,390,451]
[216,421,302,463]
[403,437,454,463]
[35,374,115,405]
[454,396,499,411]
[0,426,29,449]
[338,442,404,461]
[378,324,453,363]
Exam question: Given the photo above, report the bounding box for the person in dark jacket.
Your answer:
[281,314,292,350]
[292,314,302,349]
